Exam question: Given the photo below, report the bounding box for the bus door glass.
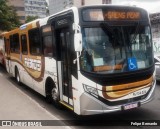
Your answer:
[57,28,72,103]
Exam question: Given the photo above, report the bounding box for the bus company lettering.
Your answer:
[24,58,41,71]
[132,89,147,97]
[57,19,68,25]
[105,11,140,20]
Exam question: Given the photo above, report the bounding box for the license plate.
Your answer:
[123,103,138,110]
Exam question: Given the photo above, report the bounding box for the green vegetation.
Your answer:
[0,0,20,31]
[25,16,39,23]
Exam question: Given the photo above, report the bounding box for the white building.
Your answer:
[48,0,111,15]
[25,0,47,18]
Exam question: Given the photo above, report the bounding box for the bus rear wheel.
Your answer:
[15,68,21,85]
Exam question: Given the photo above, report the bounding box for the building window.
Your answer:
[103,0,111,4]
[21,34,28,55]
[10,33,20,53]
[14,7,25,11]
[81,0,85,5]
[28,28,41,55]
[18,16,25,20]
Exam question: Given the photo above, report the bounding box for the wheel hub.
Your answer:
[51,88,58,101]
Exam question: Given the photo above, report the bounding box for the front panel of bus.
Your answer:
[77,6,155,114]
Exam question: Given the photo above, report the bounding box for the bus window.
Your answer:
[21,34,28,55]
[4,37,7,52]
[43,36,53,57]
[10,33,20,53]
[28,28,41,55]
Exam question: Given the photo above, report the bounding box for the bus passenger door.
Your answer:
[57,28,73,107]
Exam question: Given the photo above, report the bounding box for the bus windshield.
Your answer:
[80,24,153,74]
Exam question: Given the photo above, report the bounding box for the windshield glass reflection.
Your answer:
[80,25,153,74]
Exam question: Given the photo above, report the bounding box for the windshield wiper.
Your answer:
[100,22,114,36]
[131,22,140,44]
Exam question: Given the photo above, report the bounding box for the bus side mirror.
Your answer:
[74,33,82,52]
[73,23,82,52]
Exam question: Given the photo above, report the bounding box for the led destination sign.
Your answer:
[104,11,140,20]
[83,8,143,21]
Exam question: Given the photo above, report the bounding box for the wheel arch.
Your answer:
[14,65,18,77]
[45,76,56,96]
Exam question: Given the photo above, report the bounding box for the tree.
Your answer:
[25,16,39,23]
[0,0,20,31]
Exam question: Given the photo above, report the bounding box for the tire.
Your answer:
[15,68,21,85]
[46,80,61,108]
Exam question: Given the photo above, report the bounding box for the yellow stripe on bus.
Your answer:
[105,76,152,92]
[59,101,73,110]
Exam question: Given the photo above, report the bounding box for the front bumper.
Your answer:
[80,80,156,115]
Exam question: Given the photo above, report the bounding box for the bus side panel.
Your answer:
[0,38,5,66]
[21,54,34,89]
[9,53,20,77]
[34,57,58,96]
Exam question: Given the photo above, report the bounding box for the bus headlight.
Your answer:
[83,84,98,97]
[153,70,156,84]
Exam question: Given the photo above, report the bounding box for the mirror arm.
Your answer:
[73,52,81,64]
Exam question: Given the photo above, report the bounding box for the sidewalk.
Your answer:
[0,69,71,129]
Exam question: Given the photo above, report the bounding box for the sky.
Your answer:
[46,0,160,14]
[112,0,160,13]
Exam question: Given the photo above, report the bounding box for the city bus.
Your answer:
[2,5,156,115]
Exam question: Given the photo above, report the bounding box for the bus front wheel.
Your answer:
[46,79,61,108]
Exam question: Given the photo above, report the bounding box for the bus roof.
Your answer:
[79,4,148,12]
[5,5,149,33]
[39,6,79,26]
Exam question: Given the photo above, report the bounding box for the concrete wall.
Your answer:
[7,0,25,23]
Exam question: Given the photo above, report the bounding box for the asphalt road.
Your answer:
[0,64,160,129]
